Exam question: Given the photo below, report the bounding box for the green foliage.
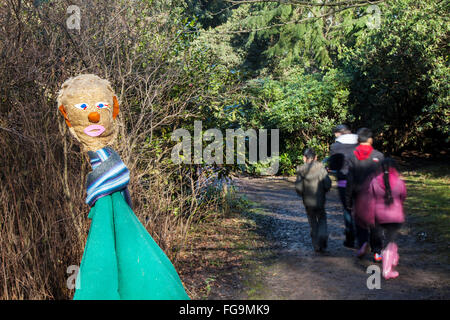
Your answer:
[403,164,450,249]
[208,67,352,175]
[190,0,449,159]
[196,2,385,75]
[248,68,351,165]
[185,0,233,29]
[340,0,450,152]
[237,2,333,72]
[278,153,296,176]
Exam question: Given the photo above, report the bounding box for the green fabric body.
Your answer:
[73,191,189,300]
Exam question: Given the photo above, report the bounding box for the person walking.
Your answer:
[295,148,332,252]
[328,124,358,248]
[345,128,384,262]
[358,158,406,279]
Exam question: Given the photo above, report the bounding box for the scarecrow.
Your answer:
[58,74,189,300]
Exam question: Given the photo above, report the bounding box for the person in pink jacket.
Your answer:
[357,158,407,279]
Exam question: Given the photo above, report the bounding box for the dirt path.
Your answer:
[230,176,450,299]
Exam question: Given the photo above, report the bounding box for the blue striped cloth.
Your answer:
[86,147,131,207]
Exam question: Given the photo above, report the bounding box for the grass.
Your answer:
[401,162,450,247]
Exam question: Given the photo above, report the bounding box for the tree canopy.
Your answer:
[187,0,449,165]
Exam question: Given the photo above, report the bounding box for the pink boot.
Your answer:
[382,242,399,279]
[391,243,399,267]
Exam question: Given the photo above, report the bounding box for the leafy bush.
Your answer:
[241,67,352,172]
[340,0,449,152]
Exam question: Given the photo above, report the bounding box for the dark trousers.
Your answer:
[381,223,401,243]
[356,223,401,254]
[338,186,355,243]
[305,207,328,250]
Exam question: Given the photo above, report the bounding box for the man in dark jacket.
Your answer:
[295,148,332,252]
[328,124,358,248]
[345,128,384,261]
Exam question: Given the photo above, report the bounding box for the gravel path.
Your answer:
[233,176,450,300]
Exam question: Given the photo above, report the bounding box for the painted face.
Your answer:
[58,79,119,151]
[72,101,110,137]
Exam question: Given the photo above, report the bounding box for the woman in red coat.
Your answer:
[357,158,407,279]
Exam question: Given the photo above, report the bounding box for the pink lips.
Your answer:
[84,125,106,137]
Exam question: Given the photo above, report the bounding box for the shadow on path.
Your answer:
[233,177,450,300]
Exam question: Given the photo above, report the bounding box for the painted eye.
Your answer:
[96,102,109,109]
[74,103,89,110]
